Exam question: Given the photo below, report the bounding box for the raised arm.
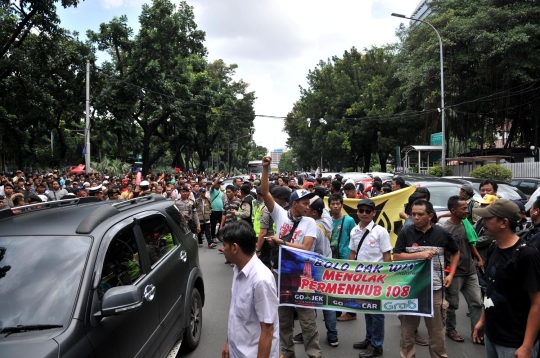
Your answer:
[261,156,275,213]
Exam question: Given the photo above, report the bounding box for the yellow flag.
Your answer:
[325,186,416,246]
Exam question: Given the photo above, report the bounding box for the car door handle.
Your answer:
[144,285,156,302]
[179,250,187,262]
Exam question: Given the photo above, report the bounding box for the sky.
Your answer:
[57,0,422,153]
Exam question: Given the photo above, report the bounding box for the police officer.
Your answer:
[88,185,105,201]
[107,187,121,200]
[175,185,200,235]
[137,180,153,197]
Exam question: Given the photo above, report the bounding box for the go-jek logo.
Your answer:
[382,299,418,311]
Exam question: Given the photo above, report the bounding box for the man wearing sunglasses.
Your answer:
[349,199,392,358]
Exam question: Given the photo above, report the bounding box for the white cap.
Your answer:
[38,194,48,202]
[140,180,150,187]
[88,184,103,193]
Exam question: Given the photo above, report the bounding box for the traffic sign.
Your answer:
[203,161,208,167]
[430,132,443,146]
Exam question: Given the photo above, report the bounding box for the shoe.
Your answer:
[212,238,219,243]
[358,345,383,358]
[292,333,303,344]
[327,336,338,347]
[208,243,217,249]
[447,331,465,342]
[337,313,356,321]
[353,339,370,350]
[414,330,429,346]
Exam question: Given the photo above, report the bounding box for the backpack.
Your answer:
[485,238,535,272]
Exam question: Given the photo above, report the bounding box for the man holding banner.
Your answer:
[260,156,323,358]
[349,199,392,358]
[394,200,460,358]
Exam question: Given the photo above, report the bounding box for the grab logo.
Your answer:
[381,299,418,311]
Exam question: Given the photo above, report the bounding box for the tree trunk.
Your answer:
[378,151,389,173]
[363,149,372,173]
[116,128,124,161]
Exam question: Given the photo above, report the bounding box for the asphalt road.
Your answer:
[179,245,486,358]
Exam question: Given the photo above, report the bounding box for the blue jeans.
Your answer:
[365,314,385,349]
[322,310,338,340]
[485,335,539,358]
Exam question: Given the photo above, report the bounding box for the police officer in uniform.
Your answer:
[175,185,200,235]
[107,187,121,200]
[137,180,153,197]
[88,185,105,201]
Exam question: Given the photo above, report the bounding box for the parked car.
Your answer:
[508,177,540,198]
[0,196,204,358]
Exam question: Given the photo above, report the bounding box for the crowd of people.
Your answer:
[2,163,540,358]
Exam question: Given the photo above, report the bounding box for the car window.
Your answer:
[98,226,142,300]
[0,236,91,330]
[508,180,520,186]
[426,186,460,211]
[138,215,179,267]
[166,204,190,234]
[518,181,538,195]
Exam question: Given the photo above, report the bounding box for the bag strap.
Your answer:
[354,226,371,260]
[336,217,345,246]
[316,223,331,241]
[282,219,301,243]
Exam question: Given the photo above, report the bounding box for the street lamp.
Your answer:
[391,13,446,176]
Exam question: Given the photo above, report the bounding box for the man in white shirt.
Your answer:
[260,156,322,358]
[221,221,279,358]
[349,199,392,358]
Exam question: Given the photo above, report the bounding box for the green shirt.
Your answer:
[210,188,223,211]
[331,215,356,259]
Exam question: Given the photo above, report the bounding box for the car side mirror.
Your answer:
[99,286,143,318]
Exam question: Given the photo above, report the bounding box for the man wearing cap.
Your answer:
[87,185,104,201]
[195,187,215,249]
[441,196,484,344]
[513,199,533,236]
[349,199,392,357]
[2,182,14,208]
[176,185,200,235]
[107,187,120,200]
[472,199,540,357]
[46,180,69,201]
[394,199,460,358]
[137,180,152,197]
[260,156,322,358]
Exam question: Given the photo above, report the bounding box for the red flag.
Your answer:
[250,172,253,180]
[174,167,181,173]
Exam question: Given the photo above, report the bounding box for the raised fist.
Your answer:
[262,156,272,167]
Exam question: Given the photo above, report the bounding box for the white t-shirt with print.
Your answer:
[270,204,317,250]
[349,221,392,262]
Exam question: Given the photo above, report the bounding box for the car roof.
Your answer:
[0,196,168,237]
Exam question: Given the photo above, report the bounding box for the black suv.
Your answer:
[0,195,204,358]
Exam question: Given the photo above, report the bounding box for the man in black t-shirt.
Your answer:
[473,199,540,357]
[394,200,460,358]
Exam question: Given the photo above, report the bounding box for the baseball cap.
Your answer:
[305,182,314,188]
[479,194,498,205]
[473,199,521,223]
[460,184,474,196]
[199,187,206,192]
[254,179,261,186]
[357,199,376,210]
[511,199,526,213]
[271,186,291,201]
[309,195,325,214]
[289,189,316,204]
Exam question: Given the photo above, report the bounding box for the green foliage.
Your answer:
[278,150,297,173]
[427,165,454,177]
[469,164,513,181]
[342,167,355,173]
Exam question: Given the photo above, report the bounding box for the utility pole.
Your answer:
[85,60,91,175]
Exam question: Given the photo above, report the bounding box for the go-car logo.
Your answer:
[382,299,418,311]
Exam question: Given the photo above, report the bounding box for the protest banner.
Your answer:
[278,245,433,317]
[325,186,415,246]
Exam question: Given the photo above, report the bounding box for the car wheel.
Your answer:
[182,288,202,352]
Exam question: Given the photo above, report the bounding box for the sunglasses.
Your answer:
[358,208,373,214]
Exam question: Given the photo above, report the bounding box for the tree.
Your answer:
[278,150,297,173]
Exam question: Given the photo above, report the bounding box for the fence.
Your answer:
[501,162,540,177]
